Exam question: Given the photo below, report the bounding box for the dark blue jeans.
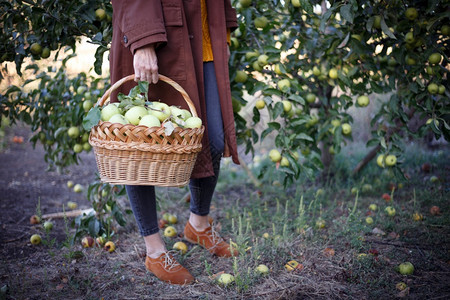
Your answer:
[126,62,224,236]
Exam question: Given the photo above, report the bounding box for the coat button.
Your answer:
[123,35,128,44]
[189,35,194,39]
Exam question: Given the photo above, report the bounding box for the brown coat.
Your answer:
[110,0,239,178]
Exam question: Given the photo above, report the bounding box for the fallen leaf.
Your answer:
[209,271,224,280]
[371,227,386,235]
[323,247,336,257]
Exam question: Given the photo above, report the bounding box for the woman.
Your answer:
[110,0,240,285]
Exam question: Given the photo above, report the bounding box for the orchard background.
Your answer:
[0,0,449,299]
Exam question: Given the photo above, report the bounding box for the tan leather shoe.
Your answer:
[145,252,194,285]
[184,221,238,257]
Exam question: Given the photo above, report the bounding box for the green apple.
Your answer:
[245,50,259,60]
[361,183,372,193]
[67,180,74,188]
[252,61,262,71]
[43,221,53,231]
[280,157,290,167]
[83,100,93,112]
[108,114,129,125]
[441,24,450,35]
[398,262,414,275]
[163,226,177,237]
[254,16,268,29]
[83,142,91,151]
[282,100,292,113]
[30,43,42,55]
[255,99,265,109]
[373,15,382,29]
[376,154,385,168]
[427,83,439,94]
[269,149,282,162]
[81,133,89,143]
[235,70,248,83]
[257,54,269,66]
[77,86,87,95]
[277,79,291,91]
[351,187,358,195]
[218,273,235,286]
[428,53,442,65]
[331,119,341,127]
[385,154,397,166]
[405,7,418,21]
[328,68,338,79]
[385,206,396,217]
[306,93,316,103]
[365,217,374,224]
[73,184,83,193]
[73,144,83,153]
[30,234,42,245]
[341,123,352,135]
[148,102,171,122]
[185,117,202,129]
[274,64,284,75]
[101,103,121,121]
[67,201,78,210]
[139,114,161,128]
[67,126,80,139]
[255,264,269,275]
[124,106,148,125]
[357,95,370,107]
[438,85,445,95]
[404,31,415,44]
[369,204,377,211]
[312,66,321,76]
[181,109,192,120]
[291,0,301,8]
[239,0,252,8]
[170,106,185,120]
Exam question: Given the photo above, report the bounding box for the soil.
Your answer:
[1,125,449,300]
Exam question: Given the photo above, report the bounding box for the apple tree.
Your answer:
[229,0,449,185]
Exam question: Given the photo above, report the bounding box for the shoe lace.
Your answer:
[162,251,181,270]
[206,225,225,250]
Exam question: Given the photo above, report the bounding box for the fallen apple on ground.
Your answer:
[30,234,42,245]
[104,241,116,253]
[82,236,95,248]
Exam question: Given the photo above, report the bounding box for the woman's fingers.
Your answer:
[133,44,159,84]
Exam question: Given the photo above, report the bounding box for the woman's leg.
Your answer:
[125,185,166,257]
[188,61,224,230]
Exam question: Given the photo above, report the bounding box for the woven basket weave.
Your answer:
[89,74,204,187]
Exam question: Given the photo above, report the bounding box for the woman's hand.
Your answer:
[133,44,159,84]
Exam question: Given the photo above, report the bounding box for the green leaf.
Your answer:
[296,133,314,142]
[380,17,396,39]
[82,106,101,131]
[340,4,354,24]
[300,0,313,14]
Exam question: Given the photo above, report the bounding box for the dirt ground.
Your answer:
[1,125,449,300]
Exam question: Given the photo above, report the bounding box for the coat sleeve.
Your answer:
[224,0,238,30]
[111,0,167,54]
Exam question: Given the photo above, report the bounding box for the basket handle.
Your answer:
[97,74,198,118]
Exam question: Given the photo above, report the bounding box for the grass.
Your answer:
[1,140,448,299]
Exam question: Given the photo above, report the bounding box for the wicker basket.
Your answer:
[89,74,204,187]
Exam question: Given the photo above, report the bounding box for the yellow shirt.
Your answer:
[201,0,231,62]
